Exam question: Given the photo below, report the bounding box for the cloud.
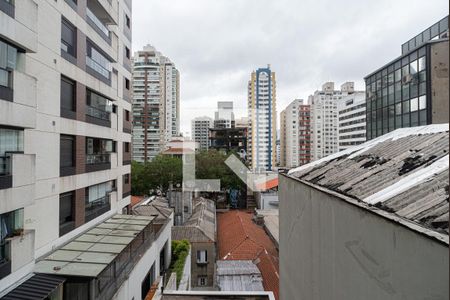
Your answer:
[132,0,448,135]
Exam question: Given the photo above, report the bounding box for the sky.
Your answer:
[132,0,448,136]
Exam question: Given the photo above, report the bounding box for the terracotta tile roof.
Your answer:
[131,195,144,207]
[218,211,279,300]
[256,177,279,191]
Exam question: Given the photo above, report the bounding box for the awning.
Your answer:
[1,274,65,300]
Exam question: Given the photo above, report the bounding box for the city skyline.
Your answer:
[132,0,447,134]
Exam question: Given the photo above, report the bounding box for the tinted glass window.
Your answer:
[61,77,75,111]
[61,19,76,57]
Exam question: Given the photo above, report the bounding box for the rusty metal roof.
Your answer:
[288,124,449,239]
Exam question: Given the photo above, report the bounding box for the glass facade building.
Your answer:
[365,16,448,140]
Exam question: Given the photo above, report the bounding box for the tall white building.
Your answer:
[191,116,213,151]
[280,99,304,168]
[0,1,171,298]
[338,92,366,151]
[248,66,277,172]
[214,101,235,128]
[311,82,364,160]
[132,45,180,163]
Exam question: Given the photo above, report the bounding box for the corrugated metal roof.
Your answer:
[1,274,65,300]
[288,124,449,238]
[217,260,264,292]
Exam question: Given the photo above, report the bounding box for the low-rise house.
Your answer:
[172,198,216,289]
[280,124,449,300]
[218,211,279,300]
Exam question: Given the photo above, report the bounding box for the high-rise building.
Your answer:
[214,101,235,128]
[0,1,171,298]
[235,117,249,128]
[298,102,312,166]
[192,116,213,151]
[132,45,180,162]
[247,66,277,172]
[310,82,364,161]
[280,99,303,168]
[338,92,366,151]
[364,16,449,140]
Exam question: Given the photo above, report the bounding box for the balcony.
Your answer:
[0,70,37,129]
[86,7,111,45]
[0,228,35,280]
[0,153,35,214]
[0,0,37,53]
[86,153,111,173]
[85,195,111,223]
[86,105,111,127]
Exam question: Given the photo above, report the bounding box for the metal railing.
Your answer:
[86,7,110,37]
[86,105,111,121]
[86,153,110,165]
[86,56,110,80]
[0,156,11,176]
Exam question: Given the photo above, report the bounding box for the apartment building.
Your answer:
[214,101,235,128]
[279,99,303,168]
[298,102,311,165]
[132,45,180,162]
[191,116,213,151]
[310,82,363,160]
[0,0,173,298]
[248,66,277,172]
[365,16,449,139]
[338,92,366,151]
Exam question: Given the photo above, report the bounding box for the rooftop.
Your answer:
[218,211,279,300]
[217,260,264,292]
[287,124,449,243]
[161,291,275,300]
[172,198,216,242]
[255,210,279,248]
[133,196,173,222]
[34,214,156,277]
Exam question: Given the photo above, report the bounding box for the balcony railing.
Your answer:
[0,155,11,175]
[86,153,110,165]
[86,105,110,121]
[87,7,110,37]
[86,56,110,80]
[85,195,110,222]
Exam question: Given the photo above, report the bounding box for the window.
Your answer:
[125,78,130,90]
[198,276,207,286]
[60,135,75,168]
[197,250,207,264]
[125,110,130,121]
[86,41,111,80]
[85,181,112,221]
[125,14,131,28]
[86,137,112,164]
[86,89,112,120]
[61,18,77,57]
[0,127,23,175]
[0,209,24,246]
[124,142,130,153]
[125,46,130,59]
[59,192,74,226]
[124,174,130,184]
[61,76,76,112]
[0,40,17,98]
[419,95,427,110]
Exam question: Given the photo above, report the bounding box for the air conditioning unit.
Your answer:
[401,74,413,84]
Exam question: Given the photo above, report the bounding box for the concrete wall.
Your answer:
[279,175,449,300]
[431,41,449,124]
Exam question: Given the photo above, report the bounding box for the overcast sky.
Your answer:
[132,0,448,136]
